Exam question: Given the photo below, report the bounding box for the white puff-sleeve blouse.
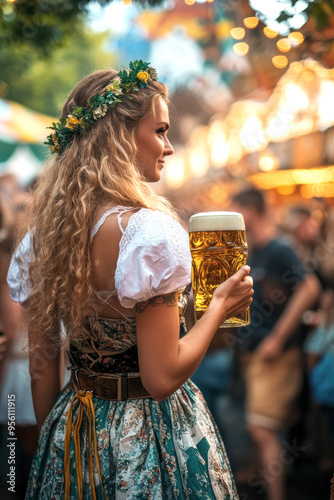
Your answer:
[114,208,191,308]
[7,208,192,308]
[7,231,33,304]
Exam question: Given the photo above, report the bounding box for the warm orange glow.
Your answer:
[206,0,215,3]
[243,17,259,29]
[272,55,288,68]
[288,31,304,46]
[259,154,279,172]
[250,165,334,190]
[300,183,334,198]
[276,38,291,52]
[276,185,296,195]
[185,0,195,4]
[209,185,228,204]
[6,0,16,3]
[301,69,315,82]
[233,42,249,56]
[230,27,245,40]
[164,154,187,189]
[263,27,278,38]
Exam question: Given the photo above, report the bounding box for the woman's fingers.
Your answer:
[233,265,250,282]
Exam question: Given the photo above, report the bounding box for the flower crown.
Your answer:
[45,60,158,155]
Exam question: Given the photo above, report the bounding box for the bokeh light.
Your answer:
[288,31,304,46]
[263,27,279,38]
[230,27,246,40]
[272,55,288,68]
[243,17,259,29]
[233,42,249,56]
[276,38,291,53]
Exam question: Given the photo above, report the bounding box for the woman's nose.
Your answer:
[164,137,174,156]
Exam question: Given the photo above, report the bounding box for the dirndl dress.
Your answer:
[7,206,239,499]
[24,317,238,499]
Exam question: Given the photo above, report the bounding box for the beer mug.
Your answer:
[189,211,250,328]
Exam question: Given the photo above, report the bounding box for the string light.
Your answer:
[230,27,245,40]
[276,38,291,53]
[263,27,278,38]
[184,0,195,5]
[288,31,304,46]
[243,17,259,29]
[272,55,288,68]
[233,42,249,56]
[259,153,279,172]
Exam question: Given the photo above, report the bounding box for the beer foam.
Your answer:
[189,211,245,232]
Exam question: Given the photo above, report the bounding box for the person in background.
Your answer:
[304,289,334,472]
[0,187,38,499]
[231,187,320,500]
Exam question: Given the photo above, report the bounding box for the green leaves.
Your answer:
[45,59,158,155]
[0,1,166,52]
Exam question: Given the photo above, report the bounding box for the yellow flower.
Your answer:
[66,116,79,130]
[136,71,149,83]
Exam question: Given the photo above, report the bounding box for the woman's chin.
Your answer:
[145,173,161,183]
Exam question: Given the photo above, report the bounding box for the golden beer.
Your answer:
[189,211,250,328]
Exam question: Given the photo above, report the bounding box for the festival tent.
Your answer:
[0,97,54,185]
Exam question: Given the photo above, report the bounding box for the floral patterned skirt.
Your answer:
[25,378,238,499]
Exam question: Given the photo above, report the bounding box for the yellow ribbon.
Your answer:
[64,390,109,500]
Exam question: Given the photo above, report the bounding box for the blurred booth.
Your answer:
[162,59,334,220]
[0,97,53,187]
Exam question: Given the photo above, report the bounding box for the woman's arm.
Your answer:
[136,266,253,401]
[29,326,62,433]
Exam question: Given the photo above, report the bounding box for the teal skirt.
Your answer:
[25,318,238,499]
[25,381,239,499]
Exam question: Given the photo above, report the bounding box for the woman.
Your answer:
[7,61,253,499]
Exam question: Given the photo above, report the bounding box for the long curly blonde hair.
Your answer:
[21,69,178,352]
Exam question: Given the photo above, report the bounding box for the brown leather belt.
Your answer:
[69,370,151,401]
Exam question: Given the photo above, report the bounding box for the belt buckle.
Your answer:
[117,377,128,401]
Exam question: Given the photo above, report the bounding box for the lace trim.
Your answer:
[91,206,139,319]
[90,205,135,242]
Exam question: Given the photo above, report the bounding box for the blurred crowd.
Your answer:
[0,178,333,500]
[191,188,334,500]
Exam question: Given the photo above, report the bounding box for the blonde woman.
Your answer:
[7,61,253,499]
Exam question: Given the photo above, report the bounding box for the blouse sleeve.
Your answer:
[7,231,33,304]
[115,209,191,309]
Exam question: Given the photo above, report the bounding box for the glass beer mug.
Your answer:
[189,211,250,328]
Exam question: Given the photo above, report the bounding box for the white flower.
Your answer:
[93,104,108,120]
[106,77,123,96]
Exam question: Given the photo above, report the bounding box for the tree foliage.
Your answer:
[255,0,334,31]
[2,0,334,56]
[0,0,164,53]
[0,27,116,116]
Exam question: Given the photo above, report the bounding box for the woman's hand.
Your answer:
[136,265,253,401]
[208,265,254,325]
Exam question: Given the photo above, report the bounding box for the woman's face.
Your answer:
[135,97,174,182]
